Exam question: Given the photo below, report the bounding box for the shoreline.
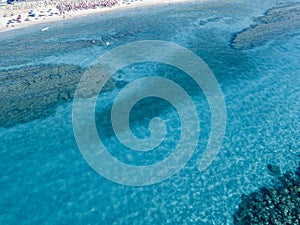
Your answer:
[0,0,201,33]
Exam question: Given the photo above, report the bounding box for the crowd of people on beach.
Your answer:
[56,0,118,13]
[1,0,126,28]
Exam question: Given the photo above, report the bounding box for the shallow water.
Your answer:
[1,0,300,224]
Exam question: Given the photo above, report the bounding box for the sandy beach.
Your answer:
[0,0,199,33]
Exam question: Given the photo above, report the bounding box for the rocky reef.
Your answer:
[231,3,300,49]
[0,64,114,127]
[233,163,300,225]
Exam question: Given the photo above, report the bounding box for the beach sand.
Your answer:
[0,0,199,33]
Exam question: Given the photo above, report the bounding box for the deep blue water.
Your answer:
[1,0,300,224]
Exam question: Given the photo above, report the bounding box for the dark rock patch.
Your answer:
[231,3,300,49]
[267,164,281,176]
[233,160,300,225]
[0,64,114,127]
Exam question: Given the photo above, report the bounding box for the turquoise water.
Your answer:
[1,0,300,224]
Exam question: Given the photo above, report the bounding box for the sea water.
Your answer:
[0,0,300,224]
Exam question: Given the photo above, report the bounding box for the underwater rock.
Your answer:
[231,3,300,49]
[233,163,300,225]
[267,164,281,176]
[100,30,138,44]
[0,30,139,68]
[58,30,138,48]
[0,64,114,127]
